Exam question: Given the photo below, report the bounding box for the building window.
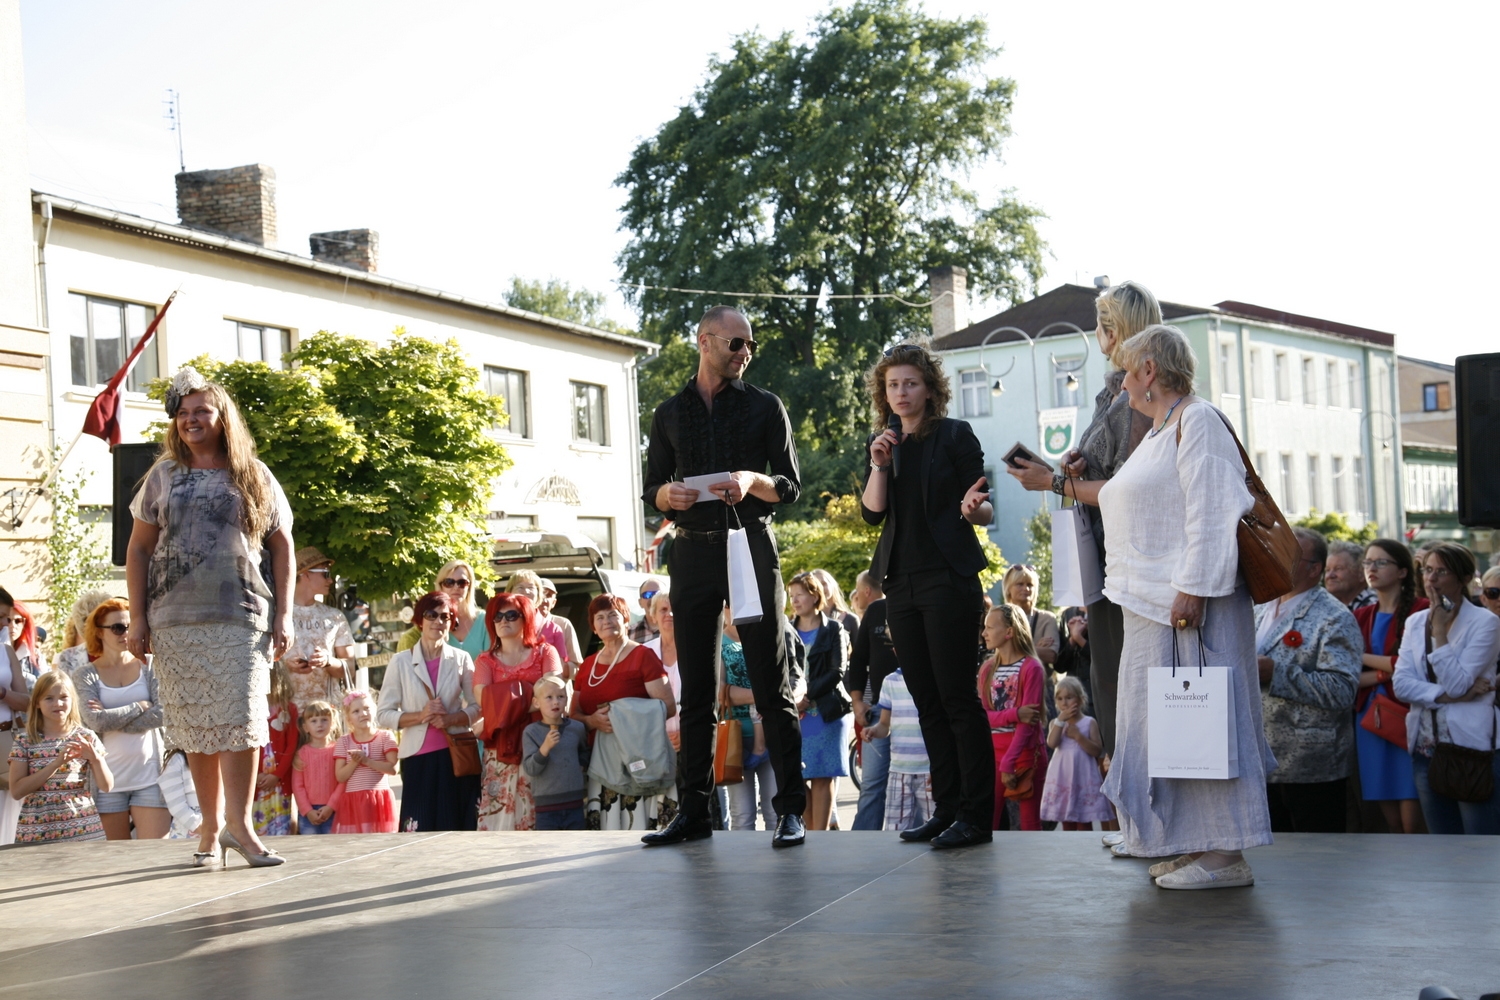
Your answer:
[1422,382,1452,412]
[1332,456,1345,513]
[1301,356,1317,406]
[571,382,608,445]
[1279,453,1294,513]
[1249,349,1265,400]
[1254,451,1267,478]
[1404,462,1459,513]
[1348,361,1363,409]
[958,369,991,417]
[1353,456,1366,516]
[1274,352,1290,402]
[1052,363,1083,408]
[577,516,615,567]
[1218,340,1238,397]
[1306,455,1320,512]
[484,366,530,437]
[67,293,160,391]
[228,321,292,368]
[1325,360,1340,408]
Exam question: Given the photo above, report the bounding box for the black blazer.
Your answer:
[861,417,988,583]
[794,612,852,722]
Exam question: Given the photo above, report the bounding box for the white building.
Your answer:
[930,275,1404,569]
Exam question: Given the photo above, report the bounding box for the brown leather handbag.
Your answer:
[713,691,744,786]
[416,670,481,778]
[1203,409,1300,603]
[1424,620,1496,804]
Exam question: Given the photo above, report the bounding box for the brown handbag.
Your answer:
[713,691,744,786]
[1199,409,1300,604]
[1423,619,1496,804]
[416,668,481,778]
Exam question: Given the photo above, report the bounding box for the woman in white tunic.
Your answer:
[1097,326,1275,890]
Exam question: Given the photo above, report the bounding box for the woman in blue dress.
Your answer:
[788,572,852,831]
[1352,539,1426,834]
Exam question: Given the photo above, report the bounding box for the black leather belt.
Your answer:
[675,523,768,544]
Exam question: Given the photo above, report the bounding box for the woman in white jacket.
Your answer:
[1393,543,1500,835]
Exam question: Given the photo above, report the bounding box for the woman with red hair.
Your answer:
[7,601,42,694]
[475,593,561,831]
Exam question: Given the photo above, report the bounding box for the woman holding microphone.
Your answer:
[861,343,995,849]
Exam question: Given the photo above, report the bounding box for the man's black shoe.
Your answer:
[898,815,953,842]
[641,814,713,847]
[930,820,993,850]
[771,813,805,848]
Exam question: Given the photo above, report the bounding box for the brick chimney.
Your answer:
[928,265,969,339]
[175,164,277,247]
[309,229,379,272]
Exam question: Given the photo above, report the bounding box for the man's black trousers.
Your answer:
[670,526,807,821]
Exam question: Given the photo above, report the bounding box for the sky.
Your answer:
[19,0,1499,365]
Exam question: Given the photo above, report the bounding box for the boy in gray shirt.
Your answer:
[522,675,590,830]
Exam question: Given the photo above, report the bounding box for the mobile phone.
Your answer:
[1438,594,1454,612]
[1002,441,1052,471]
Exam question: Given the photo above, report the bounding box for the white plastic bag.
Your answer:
[1051,504,1104,608]
[727,527,764,625]
[1147,633,1239,780]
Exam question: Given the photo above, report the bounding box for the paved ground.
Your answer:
[2,831,1495,999]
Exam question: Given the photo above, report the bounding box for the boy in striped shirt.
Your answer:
[861,667,934,832]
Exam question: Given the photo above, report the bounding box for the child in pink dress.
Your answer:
[1039,676,1115,829]
[292,700,343,834]
[333,691,398,833]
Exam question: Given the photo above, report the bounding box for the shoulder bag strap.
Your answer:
[1424,615,1441,740]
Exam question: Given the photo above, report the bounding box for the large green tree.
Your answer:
[150,330,509,598]
[617,0,1045,512]
[503,277,631,335]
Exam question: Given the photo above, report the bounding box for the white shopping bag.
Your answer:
[1051,504,1104,608]
[1147,634,1239,780]
[726,526,764,625]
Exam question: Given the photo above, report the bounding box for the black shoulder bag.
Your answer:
[1424,616,1496,804]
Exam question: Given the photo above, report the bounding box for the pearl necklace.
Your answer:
[586,641,630,688]
[1147,395,1185,438]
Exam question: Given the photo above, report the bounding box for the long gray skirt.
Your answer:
[1102,586,1276,855]
[152,622,272,755]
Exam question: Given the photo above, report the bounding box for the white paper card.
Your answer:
[683,472,733,503]
[726,527,764,624]
[1051,505,1105,608]
[1147,663,1239,780]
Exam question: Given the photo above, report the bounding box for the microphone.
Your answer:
[887,413,903,477]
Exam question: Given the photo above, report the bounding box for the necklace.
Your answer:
[1147,395,1185,438]
[586,641,630,688]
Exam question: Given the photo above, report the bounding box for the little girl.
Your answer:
[1039,675,1115,830]
[254,662,299,837]
[333,690,398,833]
[157,746,202,840]
[7,670,114,843]
[979,604,1048,832]
[293,700,344,835]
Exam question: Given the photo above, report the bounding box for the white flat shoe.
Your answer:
[1154,860,1254,890]
[1148,854,1196,879]
[1109,842,1137,858]
[1101,831,1125,848]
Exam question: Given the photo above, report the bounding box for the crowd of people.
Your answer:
[4,293,1498,891]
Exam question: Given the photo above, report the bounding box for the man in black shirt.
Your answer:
[639,306,808,848]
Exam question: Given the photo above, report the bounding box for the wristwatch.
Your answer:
[1051,473,1066,496]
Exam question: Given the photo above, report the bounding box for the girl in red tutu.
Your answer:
[333,690,398,833]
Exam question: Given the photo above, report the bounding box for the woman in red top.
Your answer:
[978,604,1048,831]
[1352,539,1428,834]
[572,594,676,831]
[475,592,561,831]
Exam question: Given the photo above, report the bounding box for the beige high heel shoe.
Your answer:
[218,829,286,868]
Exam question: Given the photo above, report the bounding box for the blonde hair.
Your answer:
[865,342,951,440]
[342,689,375,723]
[810,569,850,617]
[1002,564,1039,604]
[507,569,544,597]
[1095,281,1163,367]
[26,670,83,741]
[300,699,342,739]
[65,588,117,650]
[1117,324,1196,396]
[435,559,480,618]
[1055,674,1088,711]
[532,674,567,702]
[268,661,294,712]
[988,603,1036,657]
[155,381,276,540]
[84,597,130,658]
[648,590,673,627]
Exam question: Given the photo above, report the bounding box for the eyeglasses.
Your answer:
[1362,558,1397,570]
[640,589,658,602]
[706,332,757,355]
[1420,566,1451,578]
[422,610,456,623]
[492,610,522,624]
[439,578,471,589]
[1483,587,1500,601]
[103,623,129,636]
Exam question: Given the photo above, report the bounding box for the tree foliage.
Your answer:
[45,461,111,655]
[1295,509,1379,546]
[617,0,1045,514]
[503,277,632,335]
[148,330,510,598]
[1024,505,1053,612]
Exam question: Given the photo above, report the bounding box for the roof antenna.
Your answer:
[1093,275,1110,290]
[163,89,185,173]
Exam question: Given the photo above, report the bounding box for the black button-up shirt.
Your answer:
[642,376,801,531]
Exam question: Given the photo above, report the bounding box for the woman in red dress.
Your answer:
[475,593,561,831]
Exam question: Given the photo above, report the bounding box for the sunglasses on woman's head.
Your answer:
[883,344,923,358]
[422,610,455,623]
[439,578,471,589]
[492,610,522,623]
[103,623,129,636]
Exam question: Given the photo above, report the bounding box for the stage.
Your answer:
[0,832,1495,999]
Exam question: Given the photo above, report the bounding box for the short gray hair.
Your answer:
[1327,541,1364,566]
[1293,527,1328,569]
[1116,324,1196,396]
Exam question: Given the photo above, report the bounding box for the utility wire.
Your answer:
[622,281,952,309]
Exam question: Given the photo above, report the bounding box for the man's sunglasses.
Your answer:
[640,589,659,602]
[1485,587,1500,601]
[102,623,130,636]
[706,332,757,354]
[421,610,456,623]
[492,610,523,624]
[439,578,471,589]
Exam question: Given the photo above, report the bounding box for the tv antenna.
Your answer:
[163,89,185,172]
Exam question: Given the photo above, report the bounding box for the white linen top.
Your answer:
[1392,600,1500,754]
[645,637,683,737]
[1098,400,1252,627]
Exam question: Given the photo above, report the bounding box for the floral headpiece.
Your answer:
[164,366,209,417]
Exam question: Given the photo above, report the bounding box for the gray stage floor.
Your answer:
[1,831,1496,999]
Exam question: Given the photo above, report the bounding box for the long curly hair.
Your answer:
[154,381,275,540]
[866,341,951,440]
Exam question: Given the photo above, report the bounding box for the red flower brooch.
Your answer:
[1283,631,1304,648]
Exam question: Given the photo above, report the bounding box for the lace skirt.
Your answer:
[152,622,272,754]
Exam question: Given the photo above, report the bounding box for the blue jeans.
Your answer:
[300,806,335,835]
[727,751,778,831]
[535,806,586,830]
[1412,753,1500,835]
[853,735,891,831]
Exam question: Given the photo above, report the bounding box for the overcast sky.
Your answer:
[20,0,1498,364]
